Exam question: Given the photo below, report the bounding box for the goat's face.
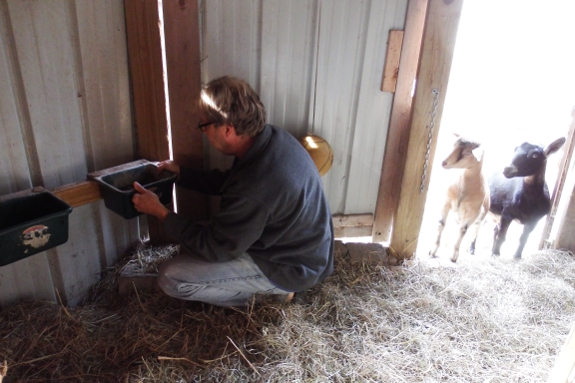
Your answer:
[503,143,546,178]
[441,138,481,169]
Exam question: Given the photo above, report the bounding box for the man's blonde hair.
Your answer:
[198,76,266,137]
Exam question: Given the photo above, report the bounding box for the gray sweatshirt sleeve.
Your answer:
[163,192,270,262]
[176,166,230,195]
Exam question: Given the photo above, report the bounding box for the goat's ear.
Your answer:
[545,137,566,156]
[453,132,460,138]
[472,147,484,162]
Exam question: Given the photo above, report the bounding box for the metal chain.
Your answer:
[420,88,440,193]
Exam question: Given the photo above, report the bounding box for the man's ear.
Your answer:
[222,124,234,137]
[227,124,241,138]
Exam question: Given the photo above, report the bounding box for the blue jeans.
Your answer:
[157,252,291,307]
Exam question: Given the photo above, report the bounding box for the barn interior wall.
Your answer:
[0,0,410,308]
[0,0,140,309]
[200,0,408,217]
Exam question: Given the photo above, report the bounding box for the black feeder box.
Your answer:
[89,159,177,220]
[0,188,73,267]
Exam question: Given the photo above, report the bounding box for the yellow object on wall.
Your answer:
[299,135,334,176]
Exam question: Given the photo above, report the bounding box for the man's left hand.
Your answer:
[132,181,170,221]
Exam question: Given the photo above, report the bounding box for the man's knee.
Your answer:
[157,259,177,296]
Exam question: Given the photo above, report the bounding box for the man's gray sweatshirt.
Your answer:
[163,124,334,292]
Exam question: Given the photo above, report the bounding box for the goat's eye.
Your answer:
[531,154,539,159]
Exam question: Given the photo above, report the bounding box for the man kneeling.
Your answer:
[132,76,334,307]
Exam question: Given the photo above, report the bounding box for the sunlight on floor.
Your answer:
[337,236,374,244]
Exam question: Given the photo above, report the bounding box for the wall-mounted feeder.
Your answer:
[88,159,177,220]
[0,187,73,267]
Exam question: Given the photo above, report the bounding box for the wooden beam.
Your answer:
[389,0,464,259]
[162,0,208,221]
[52,180,101,208]
[380,30,404,93]
[124,0,171,243]
[372,0,429,243]
[46,178,376,242]
[333,214,373,238]
[544,107,575,250]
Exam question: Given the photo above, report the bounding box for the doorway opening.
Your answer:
[416,0,575,260]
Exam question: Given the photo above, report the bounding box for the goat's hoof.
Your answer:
[491,252,500,257]
[429,251,438,258]
[450,257,458,263]
[513,254,522,260]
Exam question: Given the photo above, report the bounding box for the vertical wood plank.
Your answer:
[555,185,575,252]
[162,0,208,221]
[539,108,575,250]
[372,0,428,243]
[124,0,170,162]
[124,0,171,243]
[380,30,404,93]
[389,0,464,259]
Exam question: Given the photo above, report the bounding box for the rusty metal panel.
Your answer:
[201,0,408,215]
[0,0,138,308]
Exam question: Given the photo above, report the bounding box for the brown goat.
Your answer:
[430,134,490,262]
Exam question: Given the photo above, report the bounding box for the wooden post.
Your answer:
[380,30,404,93]
[162,0,208,222]
[542,107,575,250]
[124,0,171,243]
[389,0,464,259]
[372,0,429,243]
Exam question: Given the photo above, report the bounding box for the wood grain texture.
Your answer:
[124,0,170,162]
[545,108,575,250]
[372,0,428,243]
[162,0,208,222]
[124,0,171,243]
[381,30,404,93]
[390,0,464,259]
[52,180,101,207]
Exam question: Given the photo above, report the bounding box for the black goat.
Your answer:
[488,137,565,258]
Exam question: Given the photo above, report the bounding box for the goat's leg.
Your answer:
[492,216,511,256]
[450,221,470,263]
[468,207,488,255]
[430,203,450,257]
[514,221,537,259]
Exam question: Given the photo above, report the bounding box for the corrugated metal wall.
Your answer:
[201,0,408,215]
[0,0,409,308]
[0,0,139,308]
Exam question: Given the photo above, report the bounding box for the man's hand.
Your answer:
[132,182,170,221]
[157,160,180,177]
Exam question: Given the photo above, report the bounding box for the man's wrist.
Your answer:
[156,206,171,222]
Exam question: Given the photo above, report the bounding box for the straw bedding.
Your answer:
[1,242,575,382]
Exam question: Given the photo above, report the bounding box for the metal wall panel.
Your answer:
[0,0,409,308]
[0,0,139,308]
[201,0,408,215]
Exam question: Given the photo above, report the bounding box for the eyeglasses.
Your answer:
[197,121,215,132]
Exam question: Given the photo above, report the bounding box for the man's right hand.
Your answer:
[157,160,180,177]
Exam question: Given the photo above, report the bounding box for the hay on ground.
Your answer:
[1,242,575,382]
